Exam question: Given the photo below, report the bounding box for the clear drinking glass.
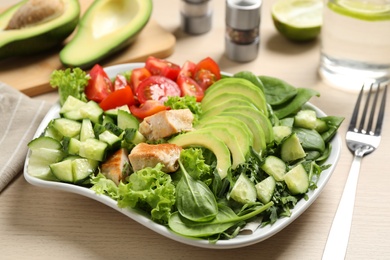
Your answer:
[319,0,390,92]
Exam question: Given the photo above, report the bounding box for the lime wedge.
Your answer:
[272,0,323,41]
[328,0,390,21]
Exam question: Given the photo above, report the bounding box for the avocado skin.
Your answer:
[0,0,80,59]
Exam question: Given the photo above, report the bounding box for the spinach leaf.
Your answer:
[168,202,273,238]
[175,160,218,222]
[294,127,325,152]
[273,88,320,119]
[259,75,298,106]
[320,116,345,142]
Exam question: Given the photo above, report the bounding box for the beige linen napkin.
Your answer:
[0,82,51,193]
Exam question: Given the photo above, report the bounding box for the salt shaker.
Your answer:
[180,0,212,35]
[225,0,262,62]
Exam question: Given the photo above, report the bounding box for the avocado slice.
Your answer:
[201,99,258,118]
[169,131,231,179]
[218,112,267,154]
[195,117,253,158]
[201,92,264,112]
[0,0,80,59]
[202,78,268,116]
[60,0,152,69]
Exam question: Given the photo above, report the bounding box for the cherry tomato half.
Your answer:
[193,57,221,90]
[114,74,128,91]
[177,75,204,102]
[178,60,197,78]
[130,100,168,119]
[136,75,181,104]
[130,67,151,93]
[145,56,181,81]
[85,64,114,103]
[99,85,135,111]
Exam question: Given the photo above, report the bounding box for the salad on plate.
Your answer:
[25,56,343,245]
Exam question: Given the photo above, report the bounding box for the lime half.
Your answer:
[329,0,390,21]
[272,0,323,41]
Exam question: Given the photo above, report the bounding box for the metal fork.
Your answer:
[322,83,388,260]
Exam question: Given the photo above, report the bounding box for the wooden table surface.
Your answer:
[1,1,390,259]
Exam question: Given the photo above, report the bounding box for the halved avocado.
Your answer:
[60,0,152,69]
[0,0,80,59]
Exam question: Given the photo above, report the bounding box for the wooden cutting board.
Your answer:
[0,0,176,97]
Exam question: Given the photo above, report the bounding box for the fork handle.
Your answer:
[322,154,363,260]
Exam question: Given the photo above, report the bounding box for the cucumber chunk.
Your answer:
[294,109,317,129]
[230,173,257,204]
[117,109,139,130]
[284,164,309,195]
[50,160,73,183]
[273,125,292,144]
[53,118,82,138]
[80,119,95,141]
[60,96,87,114]
[99,130,121,149]
[255,176,276,204]
[281,133,306,162]
[67,138,81,155]
[79,100,103,124]
[261,155,286,181]
[72,158,98,183]
[79,138,108,161]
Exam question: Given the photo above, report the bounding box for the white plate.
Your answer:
[23,63,342,249]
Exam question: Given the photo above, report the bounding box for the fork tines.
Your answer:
[349,83,388,136]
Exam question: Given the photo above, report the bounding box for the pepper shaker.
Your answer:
[225,0,262,62]
[180,0,212,35]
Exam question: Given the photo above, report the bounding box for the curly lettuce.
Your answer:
[50,68,89,105]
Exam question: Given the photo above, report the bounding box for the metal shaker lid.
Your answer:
[226,0,262,30]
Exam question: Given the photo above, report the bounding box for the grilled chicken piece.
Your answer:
[101,148,130,185]
[128,143,182,173]
[139,109,194,141]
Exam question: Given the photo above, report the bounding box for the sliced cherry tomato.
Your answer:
[85,64,113,103]
[130,67,151,93]
[193,57,221,90]
[145,56,181,81]
[177,75,204,102]
[136,75,181,104]
[114,74,128,91]
[99,85,135,111]
[179,60,197,78]
[130,100,168,119]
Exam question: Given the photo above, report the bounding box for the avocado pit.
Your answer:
[5,0,65,30]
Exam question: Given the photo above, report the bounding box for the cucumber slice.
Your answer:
[80,119,95,141]
[117,109,139,130]
[261,155,287,181]
[28,148,65,180]
[230,173,257,204]
[284,164,309,195]
[79,138,108,161]
[255,176,276,204]
[43,121,64,141]
[53,118,82,138]
[79,101,103,124]
[28,136,62,150]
